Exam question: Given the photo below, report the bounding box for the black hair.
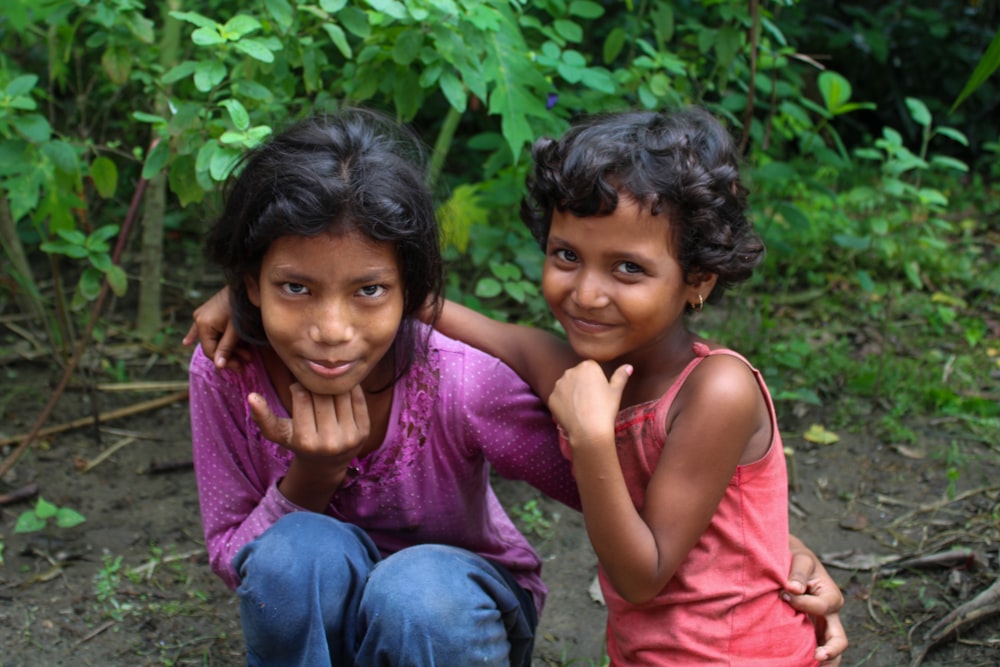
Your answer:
[205,108,442,381]
[520,106,764,305]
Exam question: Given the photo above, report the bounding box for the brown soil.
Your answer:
[0,330,998,666]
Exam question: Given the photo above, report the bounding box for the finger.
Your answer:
[182,322,199,346]
[815,612,848,665]
[214,324,242,370]
[288,383,320,446]
[784,548,815,597]
[349,384,370,438]
[330,387,367,446]
[249,392,293,447]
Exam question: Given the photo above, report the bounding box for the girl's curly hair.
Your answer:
[520,107,764,302]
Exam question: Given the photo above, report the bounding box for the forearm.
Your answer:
[436,300,571,399]
[573,447,669,603]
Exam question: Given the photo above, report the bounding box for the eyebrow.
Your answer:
[268,265,397,286]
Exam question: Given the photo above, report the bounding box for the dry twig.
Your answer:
[909,576,1000,667]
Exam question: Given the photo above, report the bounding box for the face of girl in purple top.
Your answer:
[245,229,404,398]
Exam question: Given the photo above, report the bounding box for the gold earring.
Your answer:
[692,294,704,313]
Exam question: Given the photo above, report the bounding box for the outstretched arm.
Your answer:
[435,299,578,401]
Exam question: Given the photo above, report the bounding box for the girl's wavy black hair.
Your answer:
[205,108,442,382]
[520,106,764,305]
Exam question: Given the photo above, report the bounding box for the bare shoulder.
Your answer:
[679,350,761,410]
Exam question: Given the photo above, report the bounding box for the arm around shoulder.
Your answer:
[435,299,576,400]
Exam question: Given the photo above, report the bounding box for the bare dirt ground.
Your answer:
[1,317,998,667]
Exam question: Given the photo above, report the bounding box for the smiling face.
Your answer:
[245,230,404,397]
[542,196,714,368]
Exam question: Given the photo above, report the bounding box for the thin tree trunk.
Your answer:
[135,1,181,339]
[0,194,45,322]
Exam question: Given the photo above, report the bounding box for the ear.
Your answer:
[687,272,718,307]
[245,274,262,307]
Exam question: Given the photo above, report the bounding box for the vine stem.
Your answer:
[0,141,156,479]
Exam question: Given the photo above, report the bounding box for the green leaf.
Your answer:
[6,74,39,97]
[221,98,250,130]
[170,11,217,29]
[905,97,931,128]
[817,71,853,115]
[132,111,168,125]
[35,497,58,519]
[169,154,205,207]
[55,507,86,529]
[14,511,46,534]
[141,140,171,180]
[90,156,118,198]
[105,265,128,297]
[322,23,352,58]
[79,268,104,300]
[392,29,422,65]
[234,38,277,63]
[475,277,502,298]
[569,0,604,19]
[194,60,227,91]
[339,7,370,38]
[553,19,582,43]
[162,60,198,84]
[43,140,80,176]
[209,145,241,181]
[603,27,626,64]
[192,26,225,46]
[223,14,261,40]
[951,25,1000,111]
[930,155,968,173]
[439,71,467,113]
[13,113,51,143]
[101,44,132,86]
[933,126,969,146]
[366,0,407,20]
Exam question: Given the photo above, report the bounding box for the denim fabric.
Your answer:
[233,512,537,667]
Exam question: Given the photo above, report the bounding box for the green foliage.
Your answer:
[14,497,86,534]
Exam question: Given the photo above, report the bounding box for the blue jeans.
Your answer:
[232,512,538,667]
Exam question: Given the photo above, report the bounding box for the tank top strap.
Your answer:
[652,342,758,422]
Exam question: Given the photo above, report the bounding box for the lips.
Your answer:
[305,358,356,378]
[565,314,614,335]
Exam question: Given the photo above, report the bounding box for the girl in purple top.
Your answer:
[188,109,580,667]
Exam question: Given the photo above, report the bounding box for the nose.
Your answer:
[572,269,609,309]
[308,298,354,345]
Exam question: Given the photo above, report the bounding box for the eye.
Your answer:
[553,248,578,263]
[358,284,387,298]
[280,282,309,295]
[615,261,644,275]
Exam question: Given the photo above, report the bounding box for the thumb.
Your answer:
[608,364,633,395]
[249,392,293,446]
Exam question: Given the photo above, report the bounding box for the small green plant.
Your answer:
[13,497,86,534]
[513,498,553,538]
[94,552,136,621]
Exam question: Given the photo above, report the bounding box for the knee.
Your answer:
[363,545,497,620]
[236,512,378,587]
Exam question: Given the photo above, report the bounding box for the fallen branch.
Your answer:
[888,485,1000,529]
[0,390,188,448]
[77,436,137,473]
[0,482,38,506]
[909,576,1000,667]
